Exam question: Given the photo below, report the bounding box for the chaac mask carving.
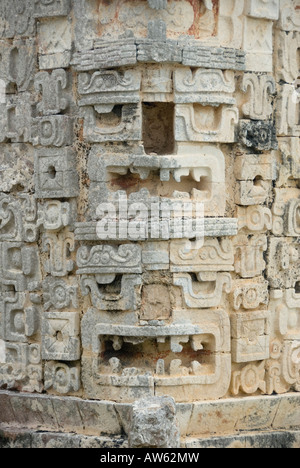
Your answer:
[0,0,300,403]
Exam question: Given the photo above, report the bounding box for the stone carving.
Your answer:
[275,31,300,84]
[43,278,78,311]
[43,230,75,277]
[0,93,33,143]
[34,69,69,116]
[238,120,278,150]
[0,38,36,93]
[0,0,35,39]
[241,74,276,120]
[174,272,232,309]
[234,235,268,278]
[237,206,273,233]
[0,292,39,342]
[33,0,71,17]
[0,0,300,444]
[80,274,142,311]
[78,70,142,106]
[0,242,41,292]
[31,116,74,147]
[174,68,236,106]
[245,0,280,20]
[231,278,269,311]
[267,238,300,289]
[277,84,300,136]
[231,310,271,363]
[235,153,276,205]
[37,17,72,69]
[128,396,180,449]
[34,148,79,199]
[0,342,43,393]
[76,244,142,275]
[81,308,231,402]
[42,312,80,361]
[175,104,239,143]
[170,238,234,273]
[147,0,168,10]
[243,17,273,72]
[44,361,80,394]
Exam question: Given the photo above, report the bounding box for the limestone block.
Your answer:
[141,65,173,102]
[74,218,238,242]
[0,0,35,39]
[272,188,300,236]
[42,230,75,277]
[245,0,280,20]
[277,84,300,137]
[235,154,277,181]
[44,362,80,394]
[0,292,40,342]
[173,272,232,309]
[237,206,273,233]
[0,194,38,243]
[78,70,142,106]
[231,310,271,363]
[238,120,278,150]
[87,144,227,217]
[142,242,170,271]
[31,116,74,147]
[243,17,273,72]
[217,0,244,49]
[175,103,239,143]
[37,18,72,69]
[275,31,300,84]
[42,312,80,361]
[170,238,234,273]
[147,0,168,9]
[234,235,267,278]
[71,39,137,71]
[140,284,171,320]
[76,244,142,275]
[43,278,78,311]
[0,144,34,193]
[235,153,276,205]
[34,69,70,116]
[278,0,300,32]
[269,289,300,341]
[0,342,42,393]
[37,200,76,232]
[277,138,300,185]
[231,362,266,395]
[33,0,71,17]
[0,93,33,143]
[230,277,269,311]
[137,20,182,64]
[80,274,142,311]
[240,74,276,120]
[174,68,236,106]
[82,103,142,143]
[182,44,246,71]
[81,308,231,402]
[0,242,41,292]
[0,38,36,93]
[128,396,180,448]
[34,148,79,199]
[266,237,300,289]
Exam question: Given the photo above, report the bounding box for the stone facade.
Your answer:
[0,0,300,448]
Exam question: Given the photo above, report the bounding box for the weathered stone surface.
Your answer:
[128,397,180,448]
[0,0,299,449]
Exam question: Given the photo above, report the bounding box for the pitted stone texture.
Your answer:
[128,397,180,448]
